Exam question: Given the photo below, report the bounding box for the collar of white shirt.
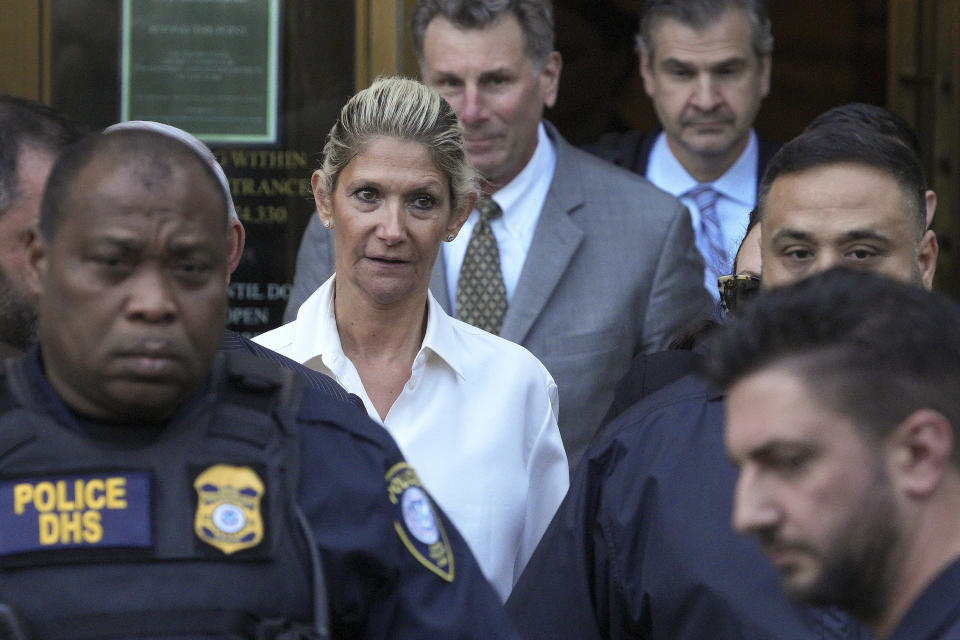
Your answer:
[647,129,758,207]
[443,122,557,311]
[290,275,466,384]
[647,130,759,301]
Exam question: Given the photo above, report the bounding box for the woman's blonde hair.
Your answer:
[320,76,477,213]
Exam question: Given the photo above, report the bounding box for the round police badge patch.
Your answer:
[401,486,439,545]
[385,462,454,582]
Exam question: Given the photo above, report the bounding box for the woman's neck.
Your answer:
[332,280,429,421]
[334,284,428,362]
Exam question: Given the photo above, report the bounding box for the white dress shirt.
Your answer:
[253,276,569,601]
[443,122,557,315]
[647,130,759,299]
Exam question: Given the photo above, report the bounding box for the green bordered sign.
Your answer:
[121,0,280,144]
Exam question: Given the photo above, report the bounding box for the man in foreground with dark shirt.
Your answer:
[709,268,960,640]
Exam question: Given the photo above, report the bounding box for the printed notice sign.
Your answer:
[121,0,280,144]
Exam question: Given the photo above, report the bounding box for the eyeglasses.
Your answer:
[717,274,761,314]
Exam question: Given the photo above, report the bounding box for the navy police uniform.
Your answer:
[0,347,517,640]
[887,558,960,640]
[506,371,869,640]
[219,330,358,405]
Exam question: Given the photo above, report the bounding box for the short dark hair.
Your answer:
[757,119,927,239]
[0,95,84,215]
[411,0,555,65]
[731,206,759,270]
[705,268,960,460]
[638,0,773,62]
[39,130,226,240]
[804,102,926,188]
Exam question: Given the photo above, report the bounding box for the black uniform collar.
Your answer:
[23,343,212,440]
[23,344,83,434]
[887,555,960,640]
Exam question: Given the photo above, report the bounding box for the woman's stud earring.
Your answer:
[446,234,455,242]
[323,220,332,229]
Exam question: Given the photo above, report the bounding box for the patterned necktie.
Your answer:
[457,195,508,335]
[688,185,730,276]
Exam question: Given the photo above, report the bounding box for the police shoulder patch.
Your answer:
[385,462,454,582]
[193,465,264,555]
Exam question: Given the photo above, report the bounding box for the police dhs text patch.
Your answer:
[0,472,152,555]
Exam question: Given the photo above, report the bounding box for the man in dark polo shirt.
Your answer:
[709,268,960,640]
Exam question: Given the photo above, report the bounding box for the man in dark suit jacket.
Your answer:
[587,0,778,301]
[588,126,779,189]
[284,0,710,471]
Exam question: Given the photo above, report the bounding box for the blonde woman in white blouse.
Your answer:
[255,77,568,601]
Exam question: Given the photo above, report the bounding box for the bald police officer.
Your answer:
[0,129,517,639]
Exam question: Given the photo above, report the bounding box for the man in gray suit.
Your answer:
[283,0,710,470]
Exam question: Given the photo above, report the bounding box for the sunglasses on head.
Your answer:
[717,274,761,314]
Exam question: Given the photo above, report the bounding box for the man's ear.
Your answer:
[26,227,46,298]
[639,46,656,97]
[540,51,563,109]
[446,192,477,241]
[925,189,937,228]
[886,408,954,500]
[918,228,938,291]
[757,54,772,99]
[312,170,333,228]
[227,219,245,278]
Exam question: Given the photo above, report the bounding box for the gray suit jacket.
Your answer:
[282,123,710,469]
